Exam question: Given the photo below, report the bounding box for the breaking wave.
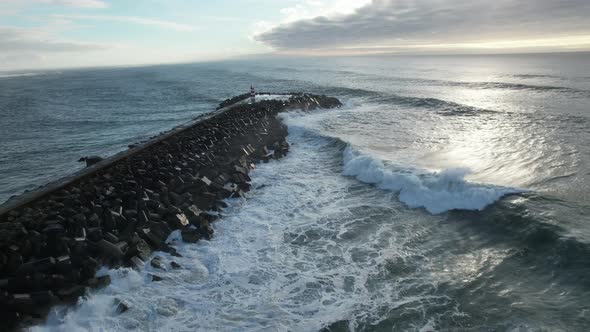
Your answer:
[283,111,524,215]
[342,146,524,214]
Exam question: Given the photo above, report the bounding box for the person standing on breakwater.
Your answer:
[250,84,256,103]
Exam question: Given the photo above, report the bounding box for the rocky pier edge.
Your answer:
[0,93,342,330]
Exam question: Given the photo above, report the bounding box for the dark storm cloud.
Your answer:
[255,0,590,50]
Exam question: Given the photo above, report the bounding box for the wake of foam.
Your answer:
[342,145,523,214]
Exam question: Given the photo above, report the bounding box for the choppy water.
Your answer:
[2,53,590,331]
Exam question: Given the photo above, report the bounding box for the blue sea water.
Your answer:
[2,53,590,331]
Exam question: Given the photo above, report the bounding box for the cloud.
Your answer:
[0,0,106,16]
[54,14,199,32]
[252,0,371,37]
[0,26,106,54]
[255,0,590,52]
[38,0,108,9]
[279,0,372,22]
[0,0,108,10]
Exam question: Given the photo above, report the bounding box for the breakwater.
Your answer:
[0,93,341,330]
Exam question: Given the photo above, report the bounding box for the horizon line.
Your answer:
[2,49,589,74]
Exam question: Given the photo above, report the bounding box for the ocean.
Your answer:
[2,52,590,331]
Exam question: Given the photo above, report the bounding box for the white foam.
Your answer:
[33,267,147,332]
[342,145,523,214]
[0,72,40,79]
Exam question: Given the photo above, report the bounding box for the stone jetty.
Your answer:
[0,93,342,330]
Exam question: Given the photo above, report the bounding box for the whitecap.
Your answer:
[342,145,524,214]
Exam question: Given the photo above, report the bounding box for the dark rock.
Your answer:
[162,246,182,257]
[123,209,138,220]
[43,274,67,290]
[55,255,72,273]
[126,236,151,262]
[129,256,145,270]
[150,257,165,270]
[14,291,58,312]
[148,273,164,282]
[215,201,229,209]
[57,285,87,301]
[139,228,164,250]
[138,210,149,224]
[104,232,119,244]
[87,227,103,242]
[181,228,201,243]
[17,257,56,276]
[114,298,130,314]
[170,261,181,270]
[12,293,34,307]
[0,222,27,244]
[80,257,99,279]
[86,275,111,289]
[0,310,19,331]
[42,222,64,235]
[79,156,104,167]
[7,252,23,274]
[170,213,189,228]
[97,239,124,260]
[0,279,8,289]
[193,192,217,210]
[74,227,87,241]
[64,269,81,284]
[146,222,170,242]
[88,213,101,227]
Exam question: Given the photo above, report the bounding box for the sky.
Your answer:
[1,0,590,70]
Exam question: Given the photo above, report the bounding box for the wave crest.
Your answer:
[342,146,523,214]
